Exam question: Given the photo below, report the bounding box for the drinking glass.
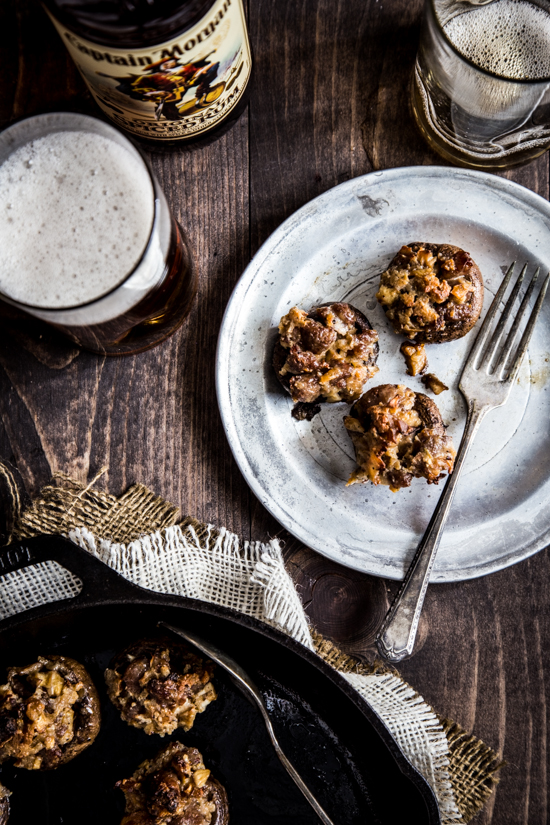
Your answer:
[412,0,550,168]
[0,112,196,355]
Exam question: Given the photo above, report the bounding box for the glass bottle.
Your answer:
[42,0,252,146]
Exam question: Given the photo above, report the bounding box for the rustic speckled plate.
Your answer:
[216,167,550,582]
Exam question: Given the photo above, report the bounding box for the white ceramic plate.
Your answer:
[216,167,550,582]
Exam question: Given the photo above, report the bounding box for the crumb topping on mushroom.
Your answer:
[0,655,100,770]
[377,243,484,344]
[105,639,216,737]
[117,741,227,825]
[274,303,379,410]
[344,384,456,491]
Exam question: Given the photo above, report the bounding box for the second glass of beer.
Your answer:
[412,0,550,169]
[0,112,196,355]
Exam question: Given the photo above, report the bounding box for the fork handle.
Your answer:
[376,402,488,663]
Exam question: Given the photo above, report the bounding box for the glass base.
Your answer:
[85,271,197,355]
[411,73,550,171]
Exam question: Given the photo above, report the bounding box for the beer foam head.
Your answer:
[444,0,550,80]
[0,130,155,308]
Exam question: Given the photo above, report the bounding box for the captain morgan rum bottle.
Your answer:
[43,0,252,144]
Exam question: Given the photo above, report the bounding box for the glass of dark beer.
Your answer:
[0,112,196,355]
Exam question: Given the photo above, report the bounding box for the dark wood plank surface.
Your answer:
[1,2,550,823]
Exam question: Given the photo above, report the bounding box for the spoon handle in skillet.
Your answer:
[160,622,336,825]
[259,705,336,825]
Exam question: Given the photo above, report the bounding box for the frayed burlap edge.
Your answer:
[11,470,180,544]
[312,630,395,677]
[4,470,503,822]
[441,719,505,821]
[310,633,503,821]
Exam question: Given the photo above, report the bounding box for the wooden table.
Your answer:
[1,2,549,822]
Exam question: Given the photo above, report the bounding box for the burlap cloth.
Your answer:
[0,467,503,823]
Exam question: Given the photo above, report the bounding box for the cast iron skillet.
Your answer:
[0,535,440,824]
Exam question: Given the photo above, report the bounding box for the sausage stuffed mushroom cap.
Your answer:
[117,741,229,825]
[105,638,217,736]
[273,302,379,420]
[376,243,484,344]
[0,655,100,770]
[344,384,456,492]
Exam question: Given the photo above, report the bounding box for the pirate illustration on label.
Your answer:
[48,0,252,140]
[95,49,243,121]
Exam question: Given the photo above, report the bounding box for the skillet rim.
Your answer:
[0,535,441,825]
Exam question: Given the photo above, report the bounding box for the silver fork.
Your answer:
[376,262,550,664]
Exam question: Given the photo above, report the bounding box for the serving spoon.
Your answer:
[159,621,336,825]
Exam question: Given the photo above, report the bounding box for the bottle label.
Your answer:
[46,0,251,141]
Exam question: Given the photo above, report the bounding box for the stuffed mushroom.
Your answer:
[344,384,456,491]
[116,741,228,825]
[0,655,100,770]
[274,302,379,420]
[377,243,484,344]
[105,638,216,737]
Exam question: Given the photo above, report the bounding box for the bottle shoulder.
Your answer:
[43,0,215,48]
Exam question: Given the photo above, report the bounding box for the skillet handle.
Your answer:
[0,534,156,617]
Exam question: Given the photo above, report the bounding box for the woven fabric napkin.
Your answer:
[0,469,502,823]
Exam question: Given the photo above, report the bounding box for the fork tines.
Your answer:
[473,262,550,381]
